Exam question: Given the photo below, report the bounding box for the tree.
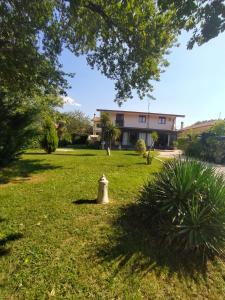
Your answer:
[158,0,225,49]
[100,113,112,143]
[64,111,92,137]
[209,120,225,136]
[1,1,224,103]
[0,92,63,165]
[0,93,37,166]
[0,0,182,103]
[151,131,158,148]
[100,113,120,149]
[41,118,58,154]
[107,123,121,149]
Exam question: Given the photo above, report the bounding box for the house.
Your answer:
[179,120,217,136]
[92,114,101,136]
[94,109,185,148]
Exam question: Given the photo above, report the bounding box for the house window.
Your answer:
[139,115,146,123]
[116,114,124,127]
[159,117,166,124]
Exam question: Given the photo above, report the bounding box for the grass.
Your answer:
[0,149,225,299]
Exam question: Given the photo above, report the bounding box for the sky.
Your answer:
[59,31,225,128]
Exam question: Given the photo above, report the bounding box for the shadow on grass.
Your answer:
[54,153,97,157]
[25,152,46,155]
[97,203,207,278]
[124,153,138,156]
[0,232,23,257]
[0,159,61,184]
[72,199,97,204]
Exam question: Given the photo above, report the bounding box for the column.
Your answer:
[167,134,171,147]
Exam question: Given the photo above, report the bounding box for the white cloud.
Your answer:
[62,96,81,107]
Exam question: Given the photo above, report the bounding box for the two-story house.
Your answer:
[94,109,185,148]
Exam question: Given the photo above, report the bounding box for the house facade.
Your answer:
[94,109,185,148]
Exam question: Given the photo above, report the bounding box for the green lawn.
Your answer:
[0,149,224,299]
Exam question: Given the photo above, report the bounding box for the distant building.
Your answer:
[92,114,101,136]
[179,120,217,135]
[94,109,185,148]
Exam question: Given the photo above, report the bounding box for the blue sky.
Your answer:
[60,31,225,127]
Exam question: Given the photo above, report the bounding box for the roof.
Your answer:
[97,109,185,118]
[180,120,216,132]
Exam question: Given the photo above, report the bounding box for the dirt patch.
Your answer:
[0,174,46,188]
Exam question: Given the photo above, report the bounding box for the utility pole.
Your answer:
[146,94,156,148]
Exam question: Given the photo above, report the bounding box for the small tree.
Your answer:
[100,113,120,149]
[151,131,158,149]
[41,118,58,154]
[107,123,121,149]
[136,139,146,155]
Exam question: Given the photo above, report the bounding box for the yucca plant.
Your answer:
[139,158,225,258]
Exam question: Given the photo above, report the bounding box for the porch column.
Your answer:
[147,133,152,147]
[167,134,171,147]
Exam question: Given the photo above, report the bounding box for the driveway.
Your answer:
[158,150,225,176]
[209,163,225,176]
[158,150,182,159]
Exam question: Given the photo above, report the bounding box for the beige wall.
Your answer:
[101,111,176,131]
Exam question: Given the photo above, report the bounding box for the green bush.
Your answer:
[0,95,37,166]
[41,118,58,154]
[139,158,225,258]
[59,132,72,147]
[177,136,189,151]
[136,139,146,155]
[178,121,225,164]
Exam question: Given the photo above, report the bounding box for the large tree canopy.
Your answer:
[1,1,224,102]
[158,0,225,49]
[0,0,179,102]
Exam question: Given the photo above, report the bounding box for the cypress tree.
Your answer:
[41,118,58,154]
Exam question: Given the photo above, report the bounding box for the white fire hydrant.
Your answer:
[97,174,109,204]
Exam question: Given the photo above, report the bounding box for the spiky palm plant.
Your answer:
[139,158,225,257]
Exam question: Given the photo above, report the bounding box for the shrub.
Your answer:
[178,121,225,164]
[59,132,72,147]
[41,118,58,154]
[136,139,146,155]
[139,158,225,258]
[87,137,101,149]
[0,95,37,166]
[72,134,88,144]
[177,136,189,151]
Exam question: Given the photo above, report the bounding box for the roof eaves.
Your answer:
[96,109,185,118]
